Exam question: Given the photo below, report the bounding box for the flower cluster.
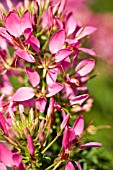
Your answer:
[0,0,102,169]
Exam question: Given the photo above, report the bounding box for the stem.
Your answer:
[53,160,62,170]
[41,131,62,154]
[4,63,25,72]
[45,162,58,170]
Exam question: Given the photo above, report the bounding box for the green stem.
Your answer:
[53,160,62,170]
[41,131,62,154]
[45,162,58,170]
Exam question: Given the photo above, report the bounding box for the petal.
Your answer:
[73,114,84,136]
[60,57,71,72]
[49,29,65,54]
[76,26,97,41]
[35,97,47,113]
[75,59,95,76]
[0,113,8,134]
[15,49,35,63]
[26,67,40,87]
[29,35,40,53]
[0,163,6,170]
[70,94,89,105]
[12,87,34,102]
[62,126,69,149]
[46,68,58,85]
[55,49,72,62]
[21,10,32,33]
[79,48,95,56]
[75,161,82,170]
[68,127,76,142]
[0,143,13,167]
[66,12,77,35]
[80,142,102,149]
[47,82,63,97]
[4,11,21,37]
[55,17,63,30]
[12,153,22,167]
[60,114,70,130]
[65,161,75,170]
[0,27,13,42]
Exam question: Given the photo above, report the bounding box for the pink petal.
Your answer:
[75,161,82,170]
[24,28,32,40]
[26,67,40,87]
[12,87,34,102]
[75,59,95,76]
[0,27,13,42]
[15,49,35,63]
[55,49,72,62]
[73,115,84,136]
[0,163,7,170]
[35,97,47,113]
[27,134,34,156]
[60,57,71,71]
[58,0,67,15]
[70,94,89,105]
[79,48,95,56]
[60,114,70,130]
[12,153,22,167]
[0,143,13,167]
[76,26,97,41]
[19,98,35,108]
[68,127,76,142]
[55,17,63,30]
[29,35,40,52]
[46,68,58,85]
[47,82,63,97]
[66,12,77,35]
[62,126,69,149]
[65,39,78,45]
[0,114,8,134]
[21,10,32,33]
[4,11,21,37]
[49,29,65,54]
[80,142,102,149]
[65,161,75,170]
[47,6,54,29]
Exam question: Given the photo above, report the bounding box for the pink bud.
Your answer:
[27,134,34,156]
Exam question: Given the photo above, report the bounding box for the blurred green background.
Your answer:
[83,0,113,169]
